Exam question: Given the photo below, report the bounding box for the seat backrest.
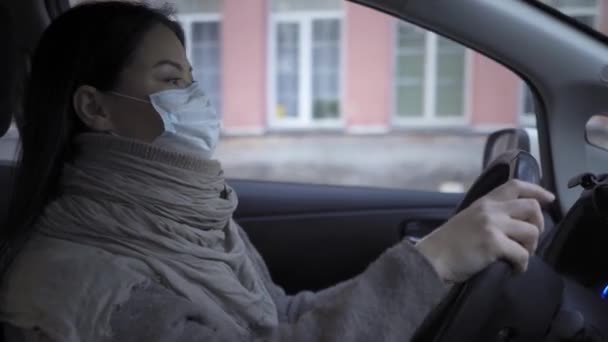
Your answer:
[0,3,18,230]
[0,4,18,137]
[0,162,14,228]
[0,2,43,340]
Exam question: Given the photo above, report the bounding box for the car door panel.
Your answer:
[229,179,463,293]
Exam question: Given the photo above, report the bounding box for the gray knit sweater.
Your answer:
[1,134,447,341]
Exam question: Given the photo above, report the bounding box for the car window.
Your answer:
[12,0,593,193]
[548,0,603,29]
[191,0,541,193]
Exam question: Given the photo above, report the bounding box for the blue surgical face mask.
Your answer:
[109,82,220,159]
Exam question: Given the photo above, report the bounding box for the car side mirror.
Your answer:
[483,128,531,169]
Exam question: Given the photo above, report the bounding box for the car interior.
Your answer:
[2,0,608,341]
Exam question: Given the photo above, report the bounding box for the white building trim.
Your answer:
[177,13,222,60]
[267,10,345,129]
[346,125,391,135]
[392,21,471,127]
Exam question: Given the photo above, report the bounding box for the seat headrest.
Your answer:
[0,5,17,137]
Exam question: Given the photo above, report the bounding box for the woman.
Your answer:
[0,2,554,341]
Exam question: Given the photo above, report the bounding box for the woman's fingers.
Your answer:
[497,232,531,273]
[414,181,554,283]
[487,179,555,204]
[500,219,540,254]
[501,198,545,234]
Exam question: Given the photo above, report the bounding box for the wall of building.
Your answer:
[221,0,267,134]
[469,54,520,128]
[344,2,393,133]
[215,0,593,134]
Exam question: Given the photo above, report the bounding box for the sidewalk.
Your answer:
[215,133,486,192]
[0,131,488,192]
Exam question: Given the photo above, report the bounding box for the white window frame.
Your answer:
[519,0,601,125]
[178,13,222,67]
[392,22,472,127]
[268,11,345,129]
[178,13,222,110]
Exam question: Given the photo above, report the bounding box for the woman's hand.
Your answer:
[415,179,555,283]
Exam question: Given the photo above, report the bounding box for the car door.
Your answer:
[231,179,463,293]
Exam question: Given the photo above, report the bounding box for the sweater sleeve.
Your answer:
[101,225,447,342]
[104,225,447,342]
[236,224,448,342]
[102,224,447,342]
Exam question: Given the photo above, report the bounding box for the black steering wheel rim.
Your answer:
[412,149,542,342]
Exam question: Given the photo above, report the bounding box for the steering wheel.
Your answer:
[412,149,544,342]
[455,149,541,213]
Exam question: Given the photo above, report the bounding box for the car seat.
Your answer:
[0,3,19,230]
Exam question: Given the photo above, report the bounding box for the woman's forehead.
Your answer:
[130,24,189,70]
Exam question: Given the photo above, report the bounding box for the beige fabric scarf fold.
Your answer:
[6,133,278,340]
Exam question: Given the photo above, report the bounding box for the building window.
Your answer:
[394,22,468,125]
[177,6,222,116]
[520,0,600,125]
[269,0,343,128]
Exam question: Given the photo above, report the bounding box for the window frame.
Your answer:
[267,10,345,130]
[392,21,472,127]
[178,13,222,114]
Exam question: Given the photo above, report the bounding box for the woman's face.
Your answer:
[73,23,193,142]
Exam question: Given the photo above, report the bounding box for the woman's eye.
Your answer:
[167,78,182,86]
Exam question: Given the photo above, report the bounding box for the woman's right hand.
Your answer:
[415,179,555,284]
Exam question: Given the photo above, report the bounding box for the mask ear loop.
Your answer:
[103,91,152,137]
[108,91,151,104]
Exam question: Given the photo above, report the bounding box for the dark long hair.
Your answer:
[1,1,185,275]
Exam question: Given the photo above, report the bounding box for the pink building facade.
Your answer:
[175,0,607,135]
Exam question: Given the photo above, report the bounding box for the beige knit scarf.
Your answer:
[1,133,277,341]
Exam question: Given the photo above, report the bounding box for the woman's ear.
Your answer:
[72,85,114,132]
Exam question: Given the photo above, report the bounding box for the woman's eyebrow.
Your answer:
[153,59,193,72]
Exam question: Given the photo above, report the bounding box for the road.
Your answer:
[1,130,488,192]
